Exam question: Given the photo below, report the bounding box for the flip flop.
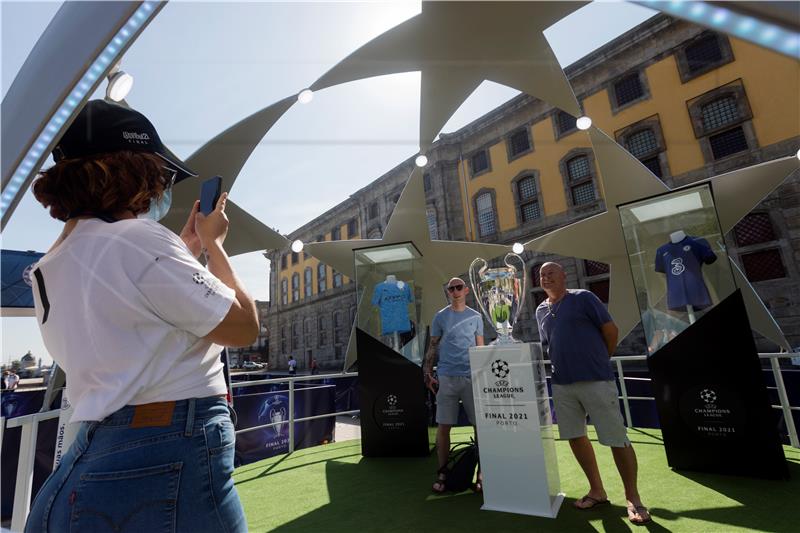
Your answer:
[432,468,447,493]
[627,504,652,525]
[574,495,610,510]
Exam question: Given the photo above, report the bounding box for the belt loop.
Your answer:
[184,398,196,437]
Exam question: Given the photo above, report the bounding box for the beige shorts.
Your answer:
[552,380,630,447]
[436,375,476,425]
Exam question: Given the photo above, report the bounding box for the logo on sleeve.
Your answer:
[192,272,221,298]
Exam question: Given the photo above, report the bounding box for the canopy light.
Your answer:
[415,154,428,167]
[106,69,133,102]
[576,116,592,130]
[297,89,314,104]
[512,242,524,255]
[291,240,304,253]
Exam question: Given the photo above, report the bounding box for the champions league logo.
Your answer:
[700,389,717,404]
[671,257,686,275]
[491,359,510,382]
[386,394,398,408]
[258,396,288,438]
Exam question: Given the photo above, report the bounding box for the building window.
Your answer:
[555,111,577,138]
[291,273,300,302]
[516,175,541,223]
[292,322,300,350]
[280,254,287,270]
[368,201,379,219]
[741,250,786,282]
[474,190,497,238]
[318,316,328,347]
[587,279,610,303]
[423,173,432,192]
[304,318,313,348]
[470,149,490,177]
[317,263,327,292]
[613,72,644,107]
[531,264,543,288]
[333,311,345,345]
[733,213,786,282]
[331,226,341,241]
[676,31,733,82]
[291,251,299,265]
[688,82,755,165]
[304,267,313,298]
[584,260,610,277]
[565,155,596,206]
[426,206,439,240]
[708,127,749,160]
[617,117,668,179]
[734,213,776,246]
[507,128,532,160]
[316,234,325,243]
[281,325,287,353]
[347,218,358,238]
[333,270,343,288]
[281,278,288,305]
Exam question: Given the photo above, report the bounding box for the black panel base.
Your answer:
[648,290,788,479]
[357,328,430,457]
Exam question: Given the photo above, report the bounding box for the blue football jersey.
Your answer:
[655,235,717,310]
[371,281,414,334]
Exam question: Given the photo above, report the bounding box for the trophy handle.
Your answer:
[468,258,491,324]
[504,253,527,326]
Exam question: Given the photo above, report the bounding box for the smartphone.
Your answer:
[199,176,223,216]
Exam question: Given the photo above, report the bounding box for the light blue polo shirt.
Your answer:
[431,306,484,377]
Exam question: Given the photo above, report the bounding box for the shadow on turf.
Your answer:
[268,454,671,533]
[653,459,800,531]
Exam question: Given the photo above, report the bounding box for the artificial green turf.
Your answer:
[234,427,800,532]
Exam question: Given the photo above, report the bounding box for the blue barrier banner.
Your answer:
[233,384,336,465]
[1,249,44,311]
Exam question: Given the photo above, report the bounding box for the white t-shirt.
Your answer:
[31,218,235,422]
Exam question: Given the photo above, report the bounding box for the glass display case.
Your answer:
[354,242,425,364]
[618,184,736,355]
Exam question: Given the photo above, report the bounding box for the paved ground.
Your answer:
[334,415,361,442]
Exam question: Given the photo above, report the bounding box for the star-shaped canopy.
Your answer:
[310,1,586,151]
[525,126,799,349]
[160,97,296,256]
[306,167,509,326]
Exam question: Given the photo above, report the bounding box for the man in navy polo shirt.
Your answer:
[535,262,650,525]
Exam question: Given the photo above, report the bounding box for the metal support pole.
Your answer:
[615,359,633,429]
[288,378,295,453]
[770,357,799,448]
[11,422,39,532]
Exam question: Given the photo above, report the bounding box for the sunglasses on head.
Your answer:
[447,284,465,292]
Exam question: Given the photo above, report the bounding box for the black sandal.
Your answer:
[432,467,448,493]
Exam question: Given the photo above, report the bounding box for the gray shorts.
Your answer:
[436,375,476,425]
[552,380,630,447]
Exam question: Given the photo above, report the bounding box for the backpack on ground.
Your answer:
[441,440,479,492]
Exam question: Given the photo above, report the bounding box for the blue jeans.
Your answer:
[25,397,246,533]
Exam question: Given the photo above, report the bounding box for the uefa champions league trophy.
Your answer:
[469,253,527,345]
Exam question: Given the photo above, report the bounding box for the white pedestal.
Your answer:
[470,343,563,518]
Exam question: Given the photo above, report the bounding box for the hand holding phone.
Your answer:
[199,176,223,216]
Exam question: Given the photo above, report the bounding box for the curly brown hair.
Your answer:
[33,151,171,221]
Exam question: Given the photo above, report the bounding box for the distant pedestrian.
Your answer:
[288,355,297,376]
[310,357,319,375]
[4,370,20,390]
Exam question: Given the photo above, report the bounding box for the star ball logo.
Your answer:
[491,359,509,379]
[700,388,717,404]
[386,394,398,408]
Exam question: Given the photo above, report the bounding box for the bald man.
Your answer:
[424,277,484,493]
[535,262,650,525]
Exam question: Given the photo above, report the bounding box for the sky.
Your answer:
[0,0,657,363]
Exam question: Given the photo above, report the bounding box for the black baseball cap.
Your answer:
[52,100,197,183]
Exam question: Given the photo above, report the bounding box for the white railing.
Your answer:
[230,371,359,453]
[3,356,798,530]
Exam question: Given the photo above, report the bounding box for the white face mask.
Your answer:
[138,188,172,221]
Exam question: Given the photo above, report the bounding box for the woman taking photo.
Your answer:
[25,100,257,533]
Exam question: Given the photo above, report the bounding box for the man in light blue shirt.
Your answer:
[423,277,484,492]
